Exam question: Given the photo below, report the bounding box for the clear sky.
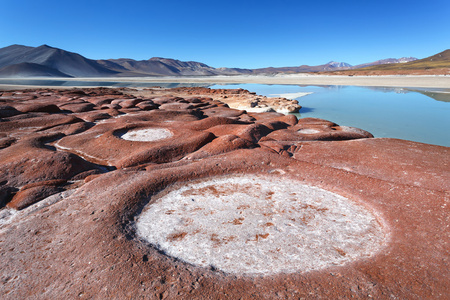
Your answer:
[1,0,449,68]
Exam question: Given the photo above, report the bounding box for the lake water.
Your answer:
[212,84,450,147]
[0,79,448,147]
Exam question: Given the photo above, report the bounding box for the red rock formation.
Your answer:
[0,87,447,299]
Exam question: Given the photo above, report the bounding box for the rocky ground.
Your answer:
[0,87,448,299]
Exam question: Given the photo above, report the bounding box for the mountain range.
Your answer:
[0,44,440,78]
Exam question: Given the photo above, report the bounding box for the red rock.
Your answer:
[183,97,202,103]
[208,123,272,143]
[202,106,246,118]
[262,124,373,142]
[291,138,450,192]
[100,103,122,110]
[0,87,447,299]
[0,147,447,298]
[20,179,68,189]
[297,117,337,126]
[71,169,103,181]
[7,185,61,210]
[0,136,16,149]
[59,122,94,136]
[57,120,216,167]
[58,102,95,113]
[151,96,181,105]
[0,105,22,117]
[116,98,144,108]
[256,114,298,130]
[0,114,83,133]
[184,134,255,160]
[0,185,16,207]
[85,96,115,106]
[0,94,37,101]
[0,134,99,188]
[136,100,158,110]
[117,109,200,123]
[73,111,112,122]
[83,173,103,183]
[116,130,215,167]
[159,102,195,111]
[184,116,248,131]
[14,102,61,113]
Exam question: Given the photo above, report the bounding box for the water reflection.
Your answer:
[407,89,450,103]
[296,106,315,114]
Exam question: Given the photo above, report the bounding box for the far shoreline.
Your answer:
[0,74,450,90]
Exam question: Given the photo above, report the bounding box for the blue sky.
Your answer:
[1,0,449,68]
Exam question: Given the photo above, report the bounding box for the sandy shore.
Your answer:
[0,74,449,89]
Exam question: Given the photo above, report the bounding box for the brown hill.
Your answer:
[328,50,450,75]
[363,49,450,70]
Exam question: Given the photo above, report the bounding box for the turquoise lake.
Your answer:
[212,84,450,147]
[0,79,449,147]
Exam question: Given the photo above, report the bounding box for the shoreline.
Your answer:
[0,74,450,89]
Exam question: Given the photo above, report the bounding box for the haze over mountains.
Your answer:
[0,44,439,78]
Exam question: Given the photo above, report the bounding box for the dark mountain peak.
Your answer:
[37,44,53,49]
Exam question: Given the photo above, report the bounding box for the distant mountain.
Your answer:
[350,50,450,72]
[0,44,118,77]
[0,44,446,78]
[327,61,353,69]
[354,57,417,69]
[252,61,352,74]
[97,57,219,76]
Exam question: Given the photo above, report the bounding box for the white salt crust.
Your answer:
[270,92,313,99]
[298,128,321,134]
[119,128,172,142]
[137,175,387,275]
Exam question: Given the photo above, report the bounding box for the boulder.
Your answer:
[14,102,61,113]
[58,102,96,113]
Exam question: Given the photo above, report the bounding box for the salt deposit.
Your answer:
[137,175,387,275]
[298,128,321,134]
[119,128,172,142]
[270,92,313,99]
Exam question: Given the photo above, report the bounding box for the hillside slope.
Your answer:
[354,50,450,71]
[0,62,72,78]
